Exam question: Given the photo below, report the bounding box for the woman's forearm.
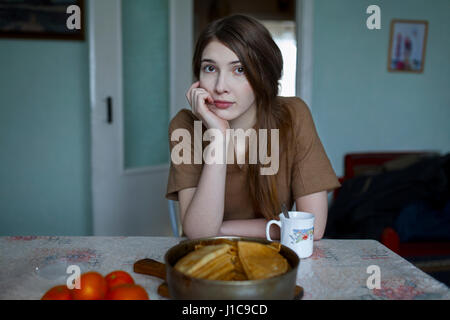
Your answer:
[183,163,227,238]
[218,218,280,239]
[296,191,328,240]
[182,134,232,239]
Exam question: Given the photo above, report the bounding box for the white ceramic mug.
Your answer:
[266,211,315,259]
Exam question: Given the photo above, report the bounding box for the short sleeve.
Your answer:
[166,110,204,201]
[289,98,341,199]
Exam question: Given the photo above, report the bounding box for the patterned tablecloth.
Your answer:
[0,236,448,300]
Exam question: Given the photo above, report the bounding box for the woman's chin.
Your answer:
[212,108,236,121]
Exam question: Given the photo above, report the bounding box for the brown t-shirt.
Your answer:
[165,96,340,220]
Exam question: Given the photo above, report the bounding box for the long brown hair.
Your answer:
[192,14,293,220]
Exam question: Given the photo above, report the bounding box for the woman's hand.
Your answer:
[186,81,230,133]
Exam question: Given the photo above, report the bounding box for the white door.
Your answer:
[88,0,193,236]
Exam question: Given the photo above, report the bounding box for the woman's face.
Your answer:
[199,40,256,124]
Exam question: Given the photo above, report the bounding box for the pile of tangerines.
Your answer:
[41,270,149,300]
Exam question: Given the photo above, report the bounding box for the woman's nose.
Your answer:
[214,73,229,93]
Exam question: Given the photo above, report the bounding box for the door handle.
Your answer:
[106,96,113,124]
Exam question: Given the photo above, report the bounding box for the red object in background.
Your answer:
[332,151,426,200]
[381,227,400,254]
[343,152,427,180]
[333,152,450,258]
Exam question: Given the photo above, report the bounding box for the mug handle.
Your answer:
[266,220,281,241]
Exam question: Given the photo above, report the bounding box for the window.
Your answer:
[261,20,297,97]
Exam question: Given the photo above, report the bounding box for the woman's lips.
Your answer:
[214,100,234,109]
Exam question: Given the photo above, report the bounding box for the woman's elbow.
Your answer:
[314,229,325,241]
[183,223,220,239]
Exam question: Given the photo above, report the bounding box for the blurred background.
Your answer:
[1,0,449,283]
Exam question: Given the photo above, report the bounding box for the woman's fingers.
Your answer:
[186,81,200,106]
[194,90,212,116]
[205,95,214,105]
[185,82,229,132]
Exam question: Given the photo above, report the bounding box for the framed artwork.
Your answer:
[0,0,84,41]
[388,19,428,73]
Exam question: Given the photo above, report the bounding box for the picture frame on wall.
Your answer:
[0,0,84,41]
[388,19,428,73]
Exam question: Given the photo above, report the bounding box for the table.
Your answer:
[0,236,448,300]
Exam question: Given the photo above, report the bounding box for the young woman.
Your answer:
[166,14,340,240]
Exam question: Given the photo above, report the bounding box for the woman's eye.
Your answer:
[235,66,245,75]
[203,65,215,73]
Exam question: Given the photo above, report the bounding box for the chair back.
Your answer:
[168,200,182,237]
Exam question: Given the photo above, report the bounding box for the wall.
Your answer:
[312,0,450,177]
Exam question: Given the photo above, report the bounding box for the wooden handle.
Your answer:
[294,285,304,300]
[158,282,170,298]
[133,258,166,280]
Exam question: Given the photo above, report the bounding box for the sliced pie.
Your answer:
[174,243,232,276]
[237,241,289,280]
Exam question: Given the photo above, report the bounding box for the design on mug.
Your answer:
[289,227,314,244]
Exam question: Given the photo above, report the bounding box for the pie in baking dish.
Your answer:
[174,240,289,281]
